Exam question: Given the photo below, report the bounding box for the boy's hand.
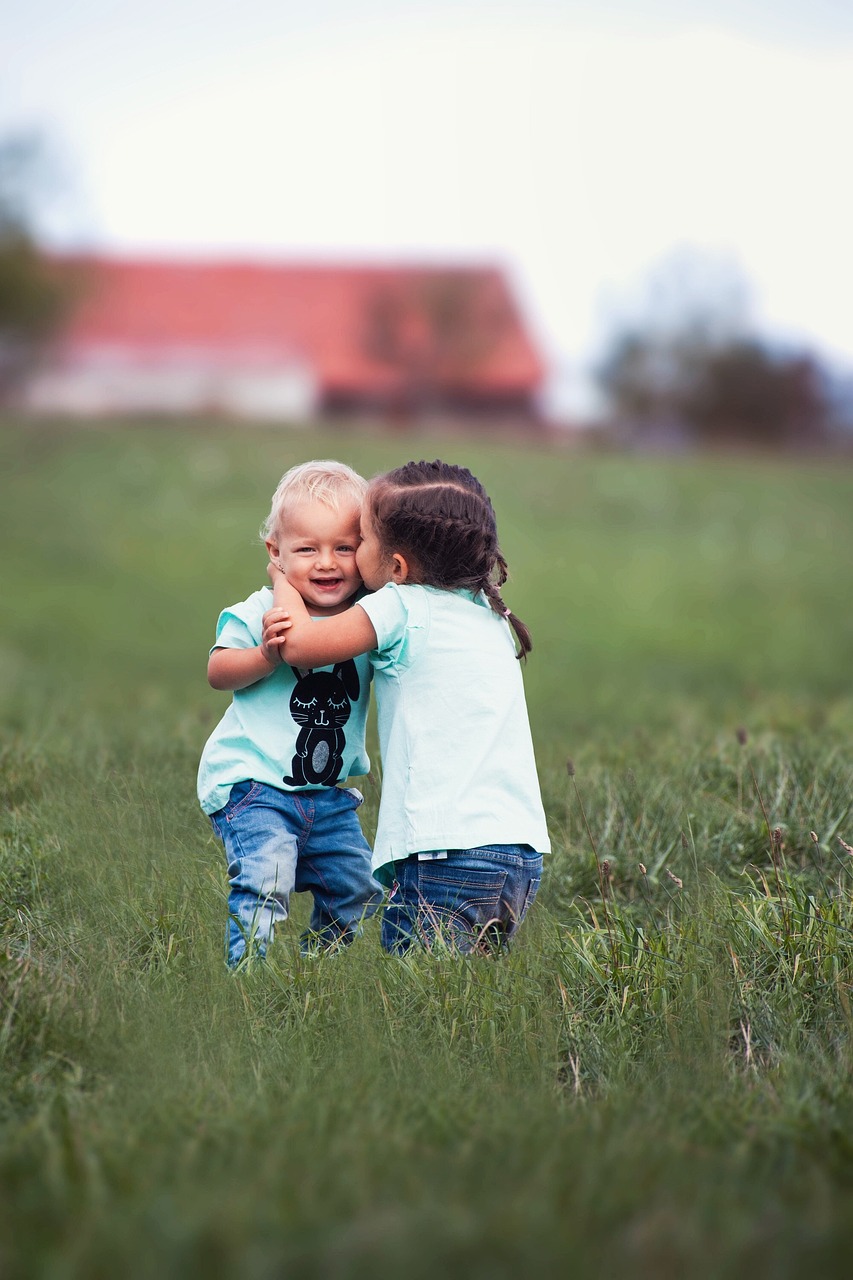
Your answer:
[261,607,293,667]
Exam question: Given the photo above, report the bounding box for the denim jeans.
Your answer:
[209,780,382,967]
[381,844,543,956]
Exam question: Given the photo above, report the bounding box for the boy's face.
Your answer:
[266,499,363,616]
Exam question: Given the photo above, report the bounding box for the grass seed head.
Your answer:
[565,758,576,778]
[666,868,683,889]
[736,726,748,746]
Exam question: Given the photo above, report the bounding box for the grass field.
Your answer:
[1,418,852,1278]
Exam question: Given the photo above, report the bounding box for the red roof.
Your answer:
[53,255,545,396]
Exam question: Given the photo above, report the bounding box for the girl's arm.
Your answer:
[265,567,377,668]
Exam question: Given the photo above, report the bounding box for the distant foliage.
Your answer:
[596,248,832,448]
[0,134,72,398]
[362,272,514,419]
[598,331,830,448]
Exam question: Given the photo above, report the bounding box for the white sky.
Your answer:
[3,0,853,415]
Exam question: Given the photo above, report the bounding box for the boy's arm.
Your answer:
[207,642,281,691]
[265,566,378,668]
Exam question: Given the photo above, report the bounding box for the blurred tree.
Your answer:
[599,330,830,448]
[362,272,514,421]
[596,247,830,448]
[0,133,72,399]
[687,341,829,447]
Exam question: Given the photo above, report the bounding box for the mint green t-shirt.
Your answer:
[358,583,550,883]
[197,587,372,815]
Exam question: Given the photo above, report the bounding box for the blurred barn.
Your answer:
[21,256,546,423]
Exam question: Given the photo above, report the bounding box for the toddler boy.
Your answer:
[198,460,381,967]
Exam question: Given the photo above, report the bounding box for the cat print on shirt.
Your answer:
[282,661,360,787]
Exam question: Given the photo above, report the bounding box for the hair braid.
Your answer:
[366,460,532,659]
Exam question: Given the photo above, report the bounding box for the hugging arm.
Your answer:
[265,567,377,667]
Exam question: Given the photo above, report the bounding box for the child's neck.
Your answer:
[305,596,357,619]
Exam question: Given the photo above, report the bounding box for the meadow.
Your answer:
[1,418,852,1278]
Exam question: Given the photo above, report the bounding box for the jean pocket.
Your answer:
[342,786,364,809]
[520,873,541,920]
[418,864,507,915]
[223,779,264,820]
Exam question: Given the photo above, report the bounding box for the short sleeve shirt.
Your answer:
[197,587,372,814]
[358,583,550,881]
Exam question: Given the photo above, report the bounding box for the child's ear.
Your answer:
[265,538,280,562]
[390,553,410,583]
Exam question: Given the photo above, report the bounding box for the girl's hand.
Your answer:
[260,607,293,667]
[267,560,285,584]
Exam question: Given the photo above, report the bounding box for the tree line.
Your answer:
[594,249,839,449]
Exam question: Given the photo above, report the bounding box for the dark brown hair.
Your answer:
[365,459,532,659]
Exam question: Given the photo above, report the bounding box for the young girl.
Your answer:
[264,460,550,955]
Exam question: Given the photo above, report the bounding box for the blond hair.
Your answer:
[261,459,367,543]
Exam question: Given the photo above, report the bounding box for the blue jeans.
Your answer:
[381,844,543,956]
[209,780,382,967]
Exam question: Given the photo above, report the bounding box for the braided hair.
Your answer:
[366,460,532,659]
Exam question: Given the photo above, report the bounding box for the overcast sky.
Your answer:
[3,0,852,413]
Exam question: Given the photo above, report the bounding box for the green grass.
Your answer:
[1,418,852,1278]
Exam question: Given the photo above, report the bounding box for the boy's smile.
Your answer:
[266,500,363,617]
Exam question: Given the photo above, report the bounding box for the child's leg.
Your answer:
[293,787,382,952]
[209,781,302,967]
[381,844,542,956]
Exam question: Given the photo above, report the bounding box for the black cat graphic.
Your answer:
[282,660,360,787]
